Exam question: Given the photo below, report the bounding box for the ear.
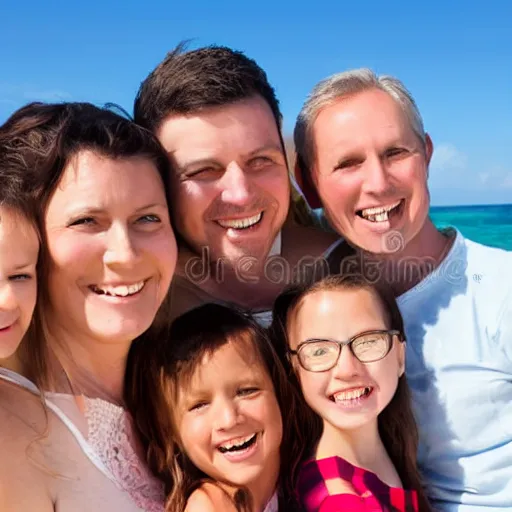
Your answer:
[424,133,434,168]
[294,158,322,209]
[397,341,406,377]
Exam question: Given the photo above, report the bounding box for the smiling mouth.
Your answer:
[357,200,403,222]
[330,386,373,403]
[89,281,146,298]
[216,212,264,230]
[218,433,258,453]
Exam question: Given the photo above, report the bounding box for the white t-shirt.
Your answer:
[398,229,512,511]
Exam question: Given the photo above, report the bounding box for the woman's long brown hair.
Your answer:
[124,302,311,512]
[270,273,432,512]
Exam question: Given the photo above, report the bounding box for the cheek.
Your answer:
[180,416,211,462]
[372,362,400,404]
[257,171,290,203]
[175,184,213,230]
[298,371,329,406]
[47,233,99,269]
[317,174,358,212]
[18,283,37,322]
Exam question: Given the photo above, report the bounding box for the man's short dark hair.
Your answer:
[134,43,283,133]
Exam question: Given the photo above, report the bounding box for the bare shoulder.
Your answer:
[0,381,54,510]
[184,484,237,512]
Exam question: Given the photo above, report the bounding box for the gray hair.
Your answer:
[294,68,426,173]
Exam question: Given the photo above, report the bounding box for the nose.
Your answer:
[0,283,18,313]
[331,343,363,380]
[103,223,141,267]
[213,397,240,431]
[361,155,390,195]
[219,162,253,206]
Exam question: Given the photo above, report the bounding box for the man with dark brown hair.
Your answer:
[134,44,339,324]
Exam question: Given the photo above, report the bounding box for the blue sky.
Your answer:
[1,0,510,206]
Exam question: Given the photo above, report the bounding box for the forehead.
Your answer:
[0,207,39,263]
[182,340,266,391]
[289,288,388,344]
[313,88,415,150]
[46,150,165,209]
[156,96,282,163]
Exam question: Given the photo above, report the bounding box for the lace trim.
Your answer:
[264,491,279,512]
[84,397,165,512]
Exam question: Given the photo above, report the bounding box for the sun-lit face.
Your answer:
[0,207,39,363]
[157,96,290,269]
[287,288,405,432]
[176,341,282,490]
[311,88,433,254]
[43,150,177,347]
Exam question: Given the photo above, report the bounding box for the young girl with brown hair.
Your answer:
[271,274,432,512]
[125,302,309,512]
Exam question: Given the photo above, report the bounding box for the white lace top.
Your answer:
[0,367,165,512]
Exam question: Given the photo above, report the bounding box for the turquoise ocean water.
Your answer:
[430,203,512,251]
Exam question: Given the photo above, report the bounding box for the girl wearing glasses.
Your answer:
[271,274,431,512]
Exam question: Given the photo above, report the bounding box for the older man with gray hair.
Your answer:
[294,68,512,511]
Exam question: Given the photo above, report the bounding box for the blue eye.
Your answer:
[9,274,32,281]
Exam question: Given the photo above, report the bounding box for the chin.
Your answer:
[89,320,152,343]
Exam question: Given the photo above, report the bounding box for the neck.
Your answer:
[316,419,389,473]
[354,220,454,296]
[245,456,279,512]
[177,229,287,310]
[45,320,130,404]
[0,354,23,375]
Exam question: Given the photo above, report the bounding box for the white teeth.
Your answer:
[219,433,256,451]
[217,213,263,230]
[92,281,145,297]
[360,201,401,222]
[333,387,370,402]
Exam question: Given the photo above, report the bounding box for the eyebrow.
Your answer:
[13,262,37,270]
[66,202,168,216]
[246,143,284,158]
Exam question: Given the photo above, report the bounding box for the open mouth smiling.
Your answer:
[89,280,146,298]
[217,433,258,453]
[216,212,264,230]
[356,200,403,222]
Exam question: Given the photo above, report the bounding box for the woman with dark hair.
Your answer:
[270,274,432,512]
[0,102,177,511]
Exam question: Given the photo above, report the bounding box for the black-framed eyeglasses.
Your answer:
[288,329,404,372]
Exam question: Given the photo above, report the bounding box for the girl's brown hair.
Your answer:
[270,273,432,512]
[124,302,309,512]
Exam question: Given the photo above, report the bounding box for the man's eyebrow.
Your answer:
[246,143,284,158]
